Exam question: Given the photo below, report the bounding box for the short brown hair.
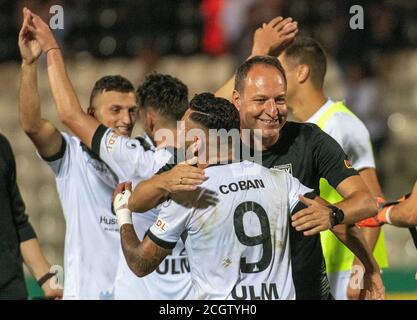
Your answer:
[283,36,327,89]
[89,75,135,108]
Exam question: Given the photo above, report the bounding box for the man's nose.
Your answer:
[121,109,132,124]
[264,99,278,118]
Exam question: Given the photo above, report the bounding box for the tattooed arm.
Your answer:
[120,224,170,277]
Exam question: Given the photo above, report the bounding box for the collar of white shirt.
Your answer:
[306,98,334,124]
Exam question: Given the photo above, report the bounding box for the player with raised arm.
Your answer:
[19,7,137,299]
[21,8,202,299]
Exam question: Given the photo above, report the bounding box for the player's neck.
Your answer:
[292,87,327,122]
[199,144,234,169]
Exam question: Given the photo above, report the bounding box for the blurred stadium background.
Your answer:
[0,0,416,299]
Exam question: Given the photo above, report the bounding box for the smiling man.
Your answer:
[230,55,380,299]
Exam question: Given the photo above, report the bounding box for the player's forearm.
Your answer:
[352,226,381,270]
[359,226,381,251]
[214,50,268,101]
[128,175,169,213]
[19,62,42,134]
[336,191,378,224]
[20,238,51,280]
[46,49,82,123]
[120,224,158,277]
[390,201,417,227]
[46,49,98,147]
[332,225,379,274]
[215,76,235,102]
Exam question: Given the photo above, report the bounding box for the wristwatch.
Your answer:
[328,205,345,227]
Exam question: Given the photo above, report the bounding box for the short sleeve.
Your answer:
[285,173,314,212]
[91,125,173,181]
[323,113,375,171]
[147,199,191,250]
[38,132,72,178]
[311,125,359,189]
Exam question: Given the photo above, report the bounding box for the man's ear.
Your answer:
[297,64,310,84]
[146,111,157,135]
[193,135,205,159]
[232,90,241,111]
[87,106,95,117]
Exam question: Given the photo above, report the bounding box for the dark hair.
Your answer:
[283,36,327,89]
[189,92,240,131]
[234,55,287,93]
[89,75,135,108]
[136,73,188,123]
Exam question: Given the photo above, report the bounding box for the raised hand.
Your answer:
[25,8,59,53]
[251,16,298,57]
[18,7,41,65]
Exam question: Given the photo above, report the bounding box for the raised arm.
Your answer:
[215,16,298,100]
[26,9,100,149]
[18,7,62,157]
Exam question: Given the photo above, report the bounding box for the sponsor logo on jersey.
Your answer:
[271,163,293,175]
[344,159,353,169]
[156,255,190,275]
[154,217,169,232]
[106,131,119,153]
[100,215,117,225]
[231,283,279,300]
[99,216,119,233]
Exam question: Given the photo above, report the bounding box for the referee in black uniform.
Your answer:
[0,133,61,299]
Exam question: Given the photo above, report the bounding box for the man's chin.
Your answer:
[261,127,280,139]
[115,129,132,137]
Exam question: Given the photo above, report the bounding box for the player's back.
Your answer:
[181,161,296,300]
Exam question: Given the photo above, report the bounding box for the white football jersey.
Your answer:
[93,126,194,299]
[41,132,120,300]
[149,161,313,300]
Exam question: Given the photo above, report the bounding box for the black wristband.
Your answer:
[37,271,57,287]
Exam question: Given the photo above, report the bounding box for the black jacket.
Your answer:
[0,134,36,299]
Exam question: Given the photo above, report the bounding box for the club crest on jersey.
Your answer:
[154,217,169,232]
[126,140,137,149]
[106,131,119,153]
[162,199,172,208]
[271,163,293,176]
[344,160,353,169]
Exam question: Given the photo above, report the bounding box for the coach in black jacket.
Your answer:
[0,134,61,299]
